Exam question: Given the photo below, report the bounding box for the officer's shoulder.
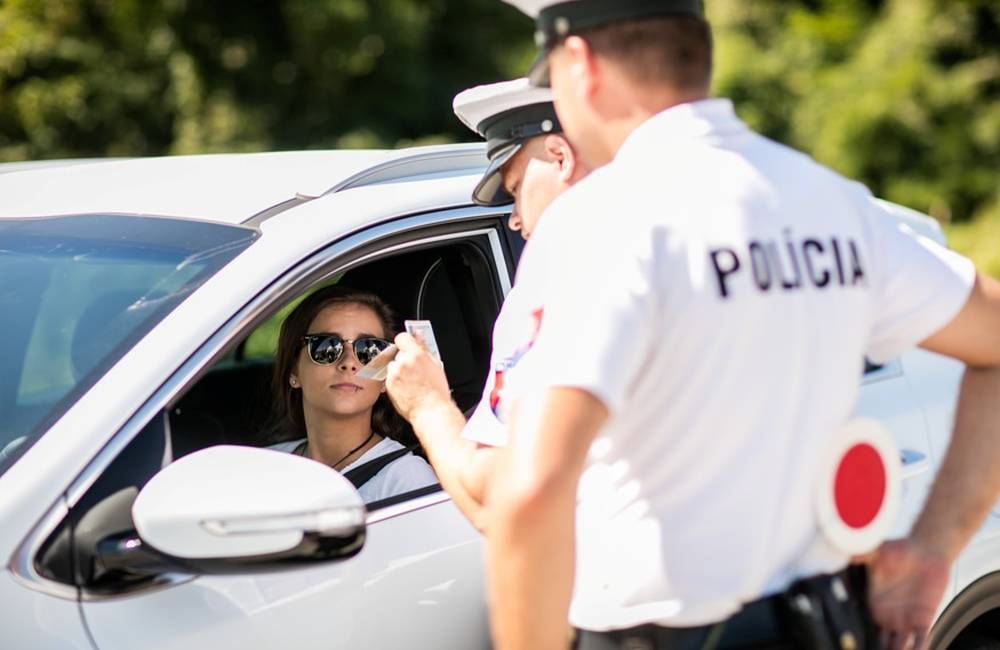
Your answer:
[532,166,639,259]
[759,133,877,198]
[547,164,619,218]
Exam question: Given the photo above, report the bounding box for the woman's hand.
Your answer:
[386,332,452,422]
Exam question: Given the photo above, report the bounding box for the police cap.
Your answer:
[503,0,704,86]
[453,78,562,206]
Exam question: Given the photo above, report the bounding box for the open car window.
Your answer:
[168,225,506,508]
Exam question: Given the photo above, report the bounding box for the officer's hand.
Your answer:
[385,332,452,422]
[866,539,951,650]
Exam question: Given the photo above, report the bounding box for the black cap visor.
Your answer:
[473,103,562,206]
[473,142,521,207]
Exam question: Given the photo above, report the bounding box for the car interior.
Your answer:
[167,237,504,493]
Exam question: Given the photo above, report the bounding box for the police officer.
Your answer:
[482,2,1000,649]
[385,78,593,529]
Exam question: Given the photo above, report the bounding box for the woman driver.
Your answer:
[266,285,436,503]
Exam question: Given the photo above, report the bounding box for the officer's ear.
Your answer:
[544,134,578,184]
[559,35,600,99]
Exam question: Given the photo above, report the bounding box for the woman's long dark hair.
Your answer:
[264,285,409,445]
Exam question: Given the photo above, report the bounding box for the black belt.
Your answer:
[575,566,877,650]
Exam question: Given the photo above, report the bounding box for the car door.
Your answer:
[56,408,490,650]
[22,207,516,650]
[88,485,489,649]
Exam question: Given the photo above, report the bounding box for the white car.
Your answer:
[0,147,996,650]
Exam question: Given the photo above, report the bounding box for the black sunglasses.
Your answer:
[301,334,392,367]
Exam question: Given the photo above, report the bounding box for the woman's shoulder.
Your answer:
[382,450,435,479]
[367,441,436,489]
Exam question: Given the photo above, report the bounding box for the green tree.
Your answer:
[0,0,535,159]
[2,0,997,266]
[711,0,999,224]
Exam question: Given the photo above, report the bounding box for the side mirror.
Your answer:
[130,445,366,573]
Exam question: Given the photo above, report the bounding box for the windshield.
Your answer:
[0,214,258,477]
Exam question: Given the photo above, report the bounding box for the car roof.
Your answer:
[0,144,488,224]
[0,147,945,247]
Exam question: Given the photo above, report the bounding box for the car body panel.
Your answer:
[0,148,479,223]
[875,198,947,245]
[81,498,488,650]
[956,531,1000,599]
[0,158,131,175]
[901,349,1000,601]
[1,570,91,649]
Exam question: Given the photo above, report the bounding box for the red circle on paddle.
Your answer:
[834,443,886,529]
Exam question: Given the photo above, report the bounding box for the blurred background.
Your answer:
[0,0,996,274]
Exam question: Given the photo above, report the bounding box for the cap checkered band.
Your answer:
[478,102,562,159]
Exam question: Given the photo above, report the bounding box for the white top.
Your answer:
[462,283,542,447]
[495,99,975,630]
[268,437,437,504]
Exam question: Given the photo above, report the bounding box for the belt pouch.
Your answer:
[777,577,838,650]
[778,570,876,650]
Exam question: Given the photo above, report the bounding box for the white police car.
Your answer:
[0,147,996,649]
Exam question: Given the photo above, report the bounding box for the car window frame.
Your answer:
[11,204,514,601]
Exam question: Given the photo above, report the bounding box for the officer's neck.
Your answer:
[593,78,708,165]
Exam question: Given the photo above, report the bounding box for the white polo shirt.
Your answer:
[463,282,543,447]
[495,99,975,630]
[269,438,437,504]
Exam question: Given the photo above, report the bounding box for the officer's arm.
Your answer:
[405,400,497,531]
[485,387,607,650]
[914,271,1000,557]
[921,271,1000,367]
[869,272,1000,649]
[387,333,497,530]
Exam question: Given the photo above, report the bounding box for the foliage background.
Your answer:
[0,0,997,274]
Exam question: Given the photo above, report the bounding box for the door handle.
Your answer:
[899,448,929,478]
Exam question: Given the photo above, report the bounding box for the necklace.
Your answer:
[297,430,377,470]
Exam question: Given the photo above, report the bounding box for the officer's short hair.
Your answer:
[574,15,712,91]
